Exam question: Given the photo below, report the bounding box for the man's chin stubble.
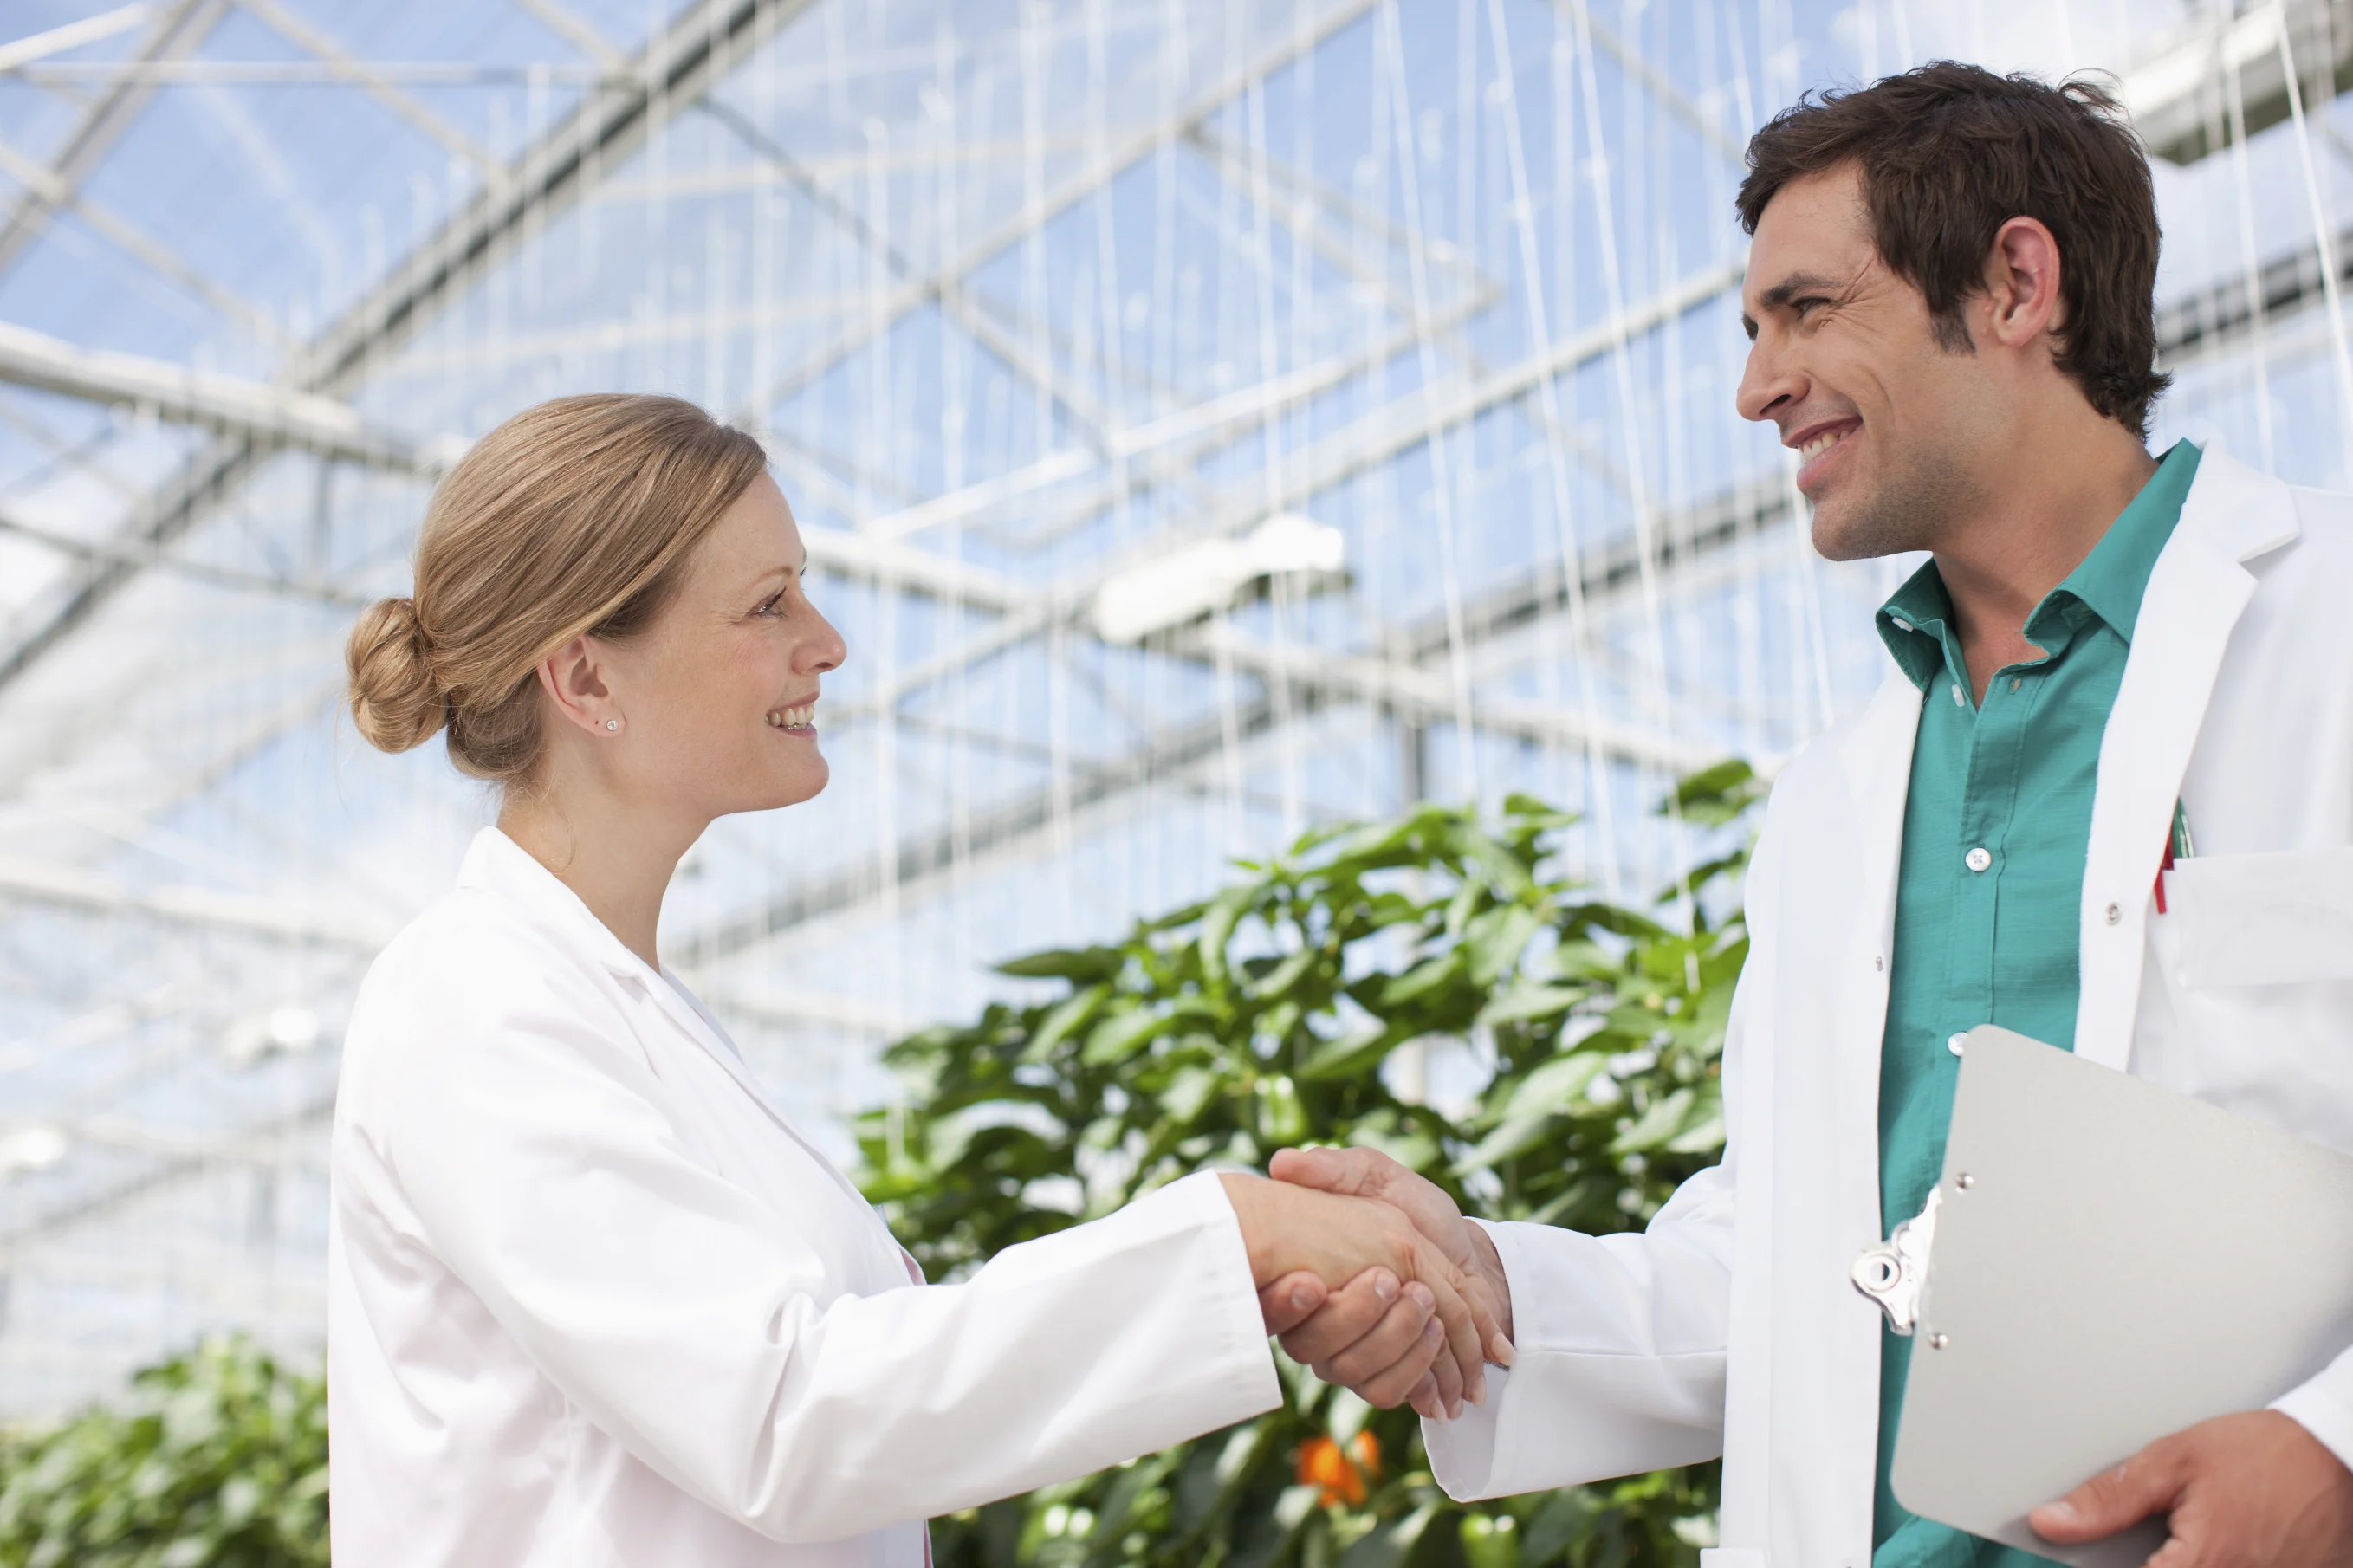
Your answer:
[1810,455,1978,562]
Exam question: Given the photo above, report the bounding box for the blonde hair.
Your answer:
[347,394,769,783]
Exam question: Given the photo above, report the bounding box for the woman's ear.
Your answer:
[535,635,623,737]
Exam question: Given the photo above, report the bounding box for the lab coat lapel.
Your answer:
[1835,670,1926,1221]
[459,830,851,1182]
[2074,449,2298,1070]
[614,953,880,1209]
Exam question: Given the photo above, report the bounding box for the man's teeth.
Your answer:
[1799,427,1849,460]
[766,704,816,731]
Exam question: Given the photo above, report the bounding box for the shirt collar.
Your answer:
[1873,440,2201,689]
[2045,438,2201,641]
[1876,560,1955,692]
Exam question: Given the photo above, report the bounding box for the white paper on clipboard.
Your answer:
[1882,1026,2353,1567]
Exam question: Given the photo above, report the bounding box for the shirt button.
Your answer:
[1965,846,1993,872]
[2009,677,2022,692]
[1948,1032,1968,1057]
[1892,617,1914,632]
[1950,684,1965,707]
[2104,903,2121,924]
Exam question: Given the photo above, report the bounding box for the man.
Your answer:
[1269,63,2353,1568]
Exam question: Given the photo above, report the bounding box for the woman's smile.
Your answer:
[765,701,817,735]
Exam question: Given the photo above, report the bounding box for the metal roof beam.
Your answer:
[0,319,443,470]
[0,854,391,949]
[0,0,227,282]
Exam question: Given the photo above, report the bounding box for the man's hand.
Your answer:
[2029,1410,2353,1566]
[1267,1146,1515,1419]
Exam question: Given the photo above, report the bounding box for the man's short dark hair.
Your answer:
[1737,62,2168,438]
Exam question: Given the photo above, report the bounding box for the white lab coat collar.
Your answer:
[455,827,807,1148]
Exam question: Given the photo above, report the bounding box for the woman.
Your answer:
[331,394,1508,1567]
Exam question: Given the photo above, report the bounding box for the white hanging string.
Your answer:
[2275,1,2353,464]
[1565,1,1695,928]
[2220,0,2277,471]
[1483,0,1622,891]
[1377,0,1481,802]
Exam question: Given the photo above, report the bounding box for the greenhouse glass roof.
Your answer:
[0,0,2343,1412]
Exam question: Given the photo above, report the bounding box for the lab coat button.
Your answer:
[1965,846,1992,872]
[2104,903,2121,924]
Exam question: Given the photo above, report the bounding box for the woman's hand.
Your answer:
[1218,1172,1510,1417]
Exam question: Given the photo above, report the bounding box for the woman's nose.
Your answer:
[800,609,846,673]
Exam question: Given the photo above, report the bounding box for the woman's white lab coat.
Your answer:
[327,827,1280,1568]
[1421,447,2353,1567]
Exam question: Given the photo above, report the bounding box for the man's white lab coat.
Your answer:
[327,827,1280,1568]
[1425,448,2353,1567]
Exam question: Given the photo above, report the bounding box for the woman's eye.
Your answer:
[755,593,783,616]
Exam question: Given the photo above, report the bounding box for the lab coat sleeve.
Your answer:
[366,919,1281,1544]
[1419,821,1779,1501]
[2272,1347,2353,1474]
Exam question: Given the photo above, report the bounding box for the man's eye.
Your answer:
[1794,297,1827,318]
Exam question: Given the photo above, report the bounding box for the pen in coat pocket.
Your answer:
[2154,799,2194,914]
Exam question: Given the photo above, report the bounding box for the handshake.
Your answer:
[1218,1148,1515,1422]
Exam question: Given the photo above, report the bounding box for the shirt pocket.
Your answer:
[2169,848,2353,988]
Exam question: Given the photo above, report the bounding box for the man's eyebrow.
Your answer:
[1754,269,1844,311]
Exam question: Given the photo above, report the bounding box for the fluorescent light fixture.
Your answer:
[0,1125,67,1179]
[1091,513,1347,643]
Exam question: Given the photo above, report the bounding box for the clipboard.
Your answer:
[1851,1026,2353,1567]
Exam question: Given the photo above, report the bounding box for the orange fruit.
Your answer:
[1295,1430,1383,1508]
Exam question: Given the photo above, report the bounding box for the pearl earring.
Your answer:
[605,719,619,732]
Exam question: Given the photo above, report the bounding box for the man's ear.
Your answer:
[535,635,620,737]
[1980,215,2065,352]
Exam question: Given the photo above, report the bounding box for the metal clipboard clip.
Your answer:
[1851,1184,1941,1336]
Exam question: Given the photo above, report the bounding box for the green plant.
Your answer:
[856,763,1765,1568]
[0,1335,328,1568]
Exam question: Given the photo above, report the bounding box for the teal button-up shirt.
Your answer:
[1870,441,2202,1568]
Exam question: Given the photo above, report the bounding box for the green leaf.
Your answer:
[1475,981,1586,1027]
[1664,758,1766,827]
[1377,953,1462,1008]
[1082,1005,1168,1067]
[1465,903,1545,987]
[994,946,1125,983]
[1023,986,1109,1061]
[1295,1028,1400,1082]
[1611,1085,1697,1155]
[1198,887,1252,986]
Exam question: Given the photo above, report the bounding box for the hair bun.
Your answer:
[347,596,448,754]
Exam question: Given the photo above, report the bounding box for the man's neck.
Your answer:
[1929,413,2158,702]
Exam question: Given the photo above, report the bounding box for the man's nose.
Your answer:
[1735,336,1803,426]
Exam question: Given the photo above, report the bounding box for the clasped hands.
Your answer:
[1233,1150,2353,1568]
[1221,1147,1510,1422]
